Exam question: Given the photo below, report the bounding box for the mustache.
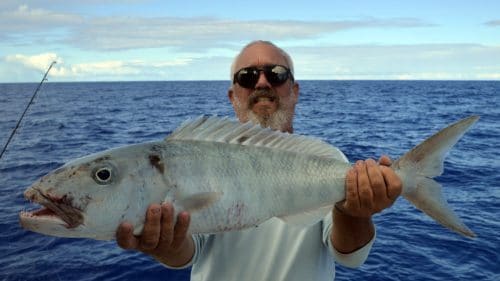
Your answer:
[247,89,280,107]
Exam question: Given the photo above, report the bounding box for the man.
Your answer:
[117,40,402,280]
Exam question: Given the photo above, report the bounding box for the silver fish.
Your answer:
[19,116,479,240]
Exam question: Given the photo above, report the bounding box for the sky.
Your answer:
[1,0,499,82]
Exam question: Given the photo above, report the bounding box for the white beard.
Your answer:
[232,90,292,132]
[247,108,290,131]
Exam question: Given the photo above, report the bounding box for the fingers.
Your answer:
[343,160,374,217]
[171,212,191,251]
[342,158,401,218]
[116,222,139,250]
[344,167,360,212]
[381,166,403,200]
[366,159,386,211]
[378,155,392,166]
[118,203,191,254]
[158,203,175,247]
[378,155,402,200]
[356,160,374,211]
[139,204,162,250]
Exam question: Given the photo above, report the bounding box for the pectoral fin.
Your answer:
[178,192,222,212]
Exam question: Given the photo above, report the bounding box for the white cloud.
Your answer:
[0,4,82,33]
[484,20,500,26]
[475,73,500,79]
[0,4,434,51]
[68,17,433,51]
[1,4,497,82]
[290,44,500,80]
[5,42,500,82]
[4,53,198,80]
[6,53,61,70]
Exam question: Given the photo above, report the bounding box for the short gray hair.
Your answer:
[230,40,295,82]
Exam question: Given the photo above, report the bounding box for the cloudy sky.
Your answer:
[1,0,499,82]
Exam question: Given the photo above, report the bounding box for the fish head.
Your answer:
[19,142,168,240]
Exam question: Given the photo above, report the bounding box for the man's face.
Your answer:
[228,43,299,132]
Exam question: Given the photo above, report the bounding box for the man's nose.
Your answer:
[254,71,272,89]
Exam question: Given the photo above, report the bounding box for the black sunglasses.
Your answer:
[233,64,293,89]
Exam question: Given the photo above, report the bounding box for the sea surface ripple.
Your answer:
[0,80,498,281]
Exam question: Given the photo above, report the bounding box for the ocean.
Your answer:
[0,80,498,281]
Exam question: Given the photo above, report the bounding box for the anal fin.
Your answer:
[278,205,332,227]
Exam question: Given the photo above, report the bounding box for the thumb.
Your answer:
[378,155,392,166]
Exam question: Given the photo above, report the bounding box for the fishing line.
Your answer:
[0,61,57,160]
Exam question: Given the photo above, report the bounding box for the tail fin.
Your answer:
[393,116,479,238]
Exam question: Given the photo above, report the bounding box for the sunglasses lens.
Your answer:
[235,68,259,88]
[266,65,289,86]
[234,65,291,89]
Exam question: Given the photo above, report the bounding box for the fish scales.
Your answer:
[162,140,349,233]
[19,115,479,240]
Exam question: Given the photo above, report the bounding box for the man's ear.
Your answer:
[228,88,234,103]
[228,88,237,111]
[292,82,300,103]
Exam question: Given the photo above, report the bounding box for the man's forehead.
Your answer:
[235,44,288,69]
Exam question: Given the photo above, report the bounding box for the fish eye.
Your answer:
[92,167,113,185]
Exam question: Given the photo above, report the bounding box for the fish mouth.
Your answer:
[20,187,84,229]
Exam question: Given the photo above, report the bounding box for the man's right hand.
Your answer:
[116,203,195,267]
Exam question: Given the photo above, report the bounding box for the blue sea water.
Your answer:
[0,80,499,281]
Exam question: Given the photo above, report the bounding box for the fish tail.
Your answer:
[393,116,479,237]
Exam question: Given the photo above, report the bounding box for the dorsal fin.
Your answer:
[166,116,347,160]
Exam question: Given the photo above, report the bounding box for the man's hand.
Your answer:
[116,203,194,267]
[337,155,402,217]
[332,155,402,254]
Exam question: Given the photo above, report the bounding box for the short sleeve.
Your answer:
[322,213,376,268]
[162,233,209,270]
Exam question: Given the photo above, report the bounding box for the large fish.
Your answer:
[20,116,478,240]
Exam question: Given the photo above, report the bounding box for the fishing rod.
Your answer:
[0,61,57,160]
